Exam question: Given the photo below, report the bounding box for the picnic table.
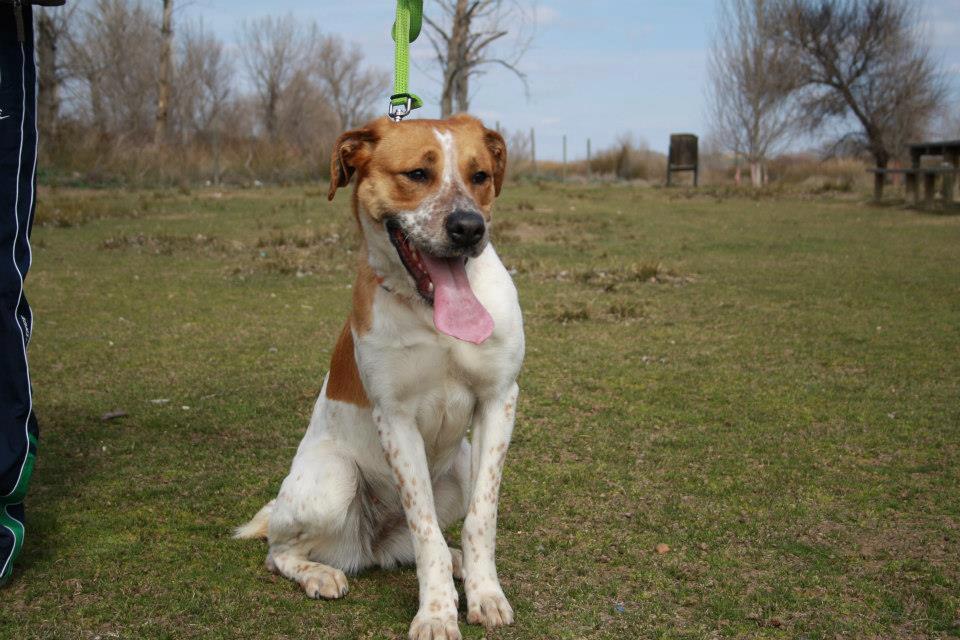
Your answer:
[868,139,959,206]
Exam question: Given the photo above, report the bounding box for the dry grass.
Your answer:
[2,183,959,639]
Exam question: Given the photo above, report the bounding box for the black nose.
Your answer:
[445,210,485,248]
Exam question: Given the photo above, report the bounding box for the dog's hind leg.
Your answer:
[268,545,350,599]
[265,442,363,600]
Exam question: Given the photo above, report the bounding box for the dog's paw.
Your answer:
[301,566,349,600]
[466,587,514,629]
[408,613,461,640]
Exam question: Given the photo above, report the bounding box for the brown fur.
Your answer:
[325,320,370,407]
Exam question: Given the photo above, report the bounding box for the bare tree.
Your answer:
[64,0,161,141]
[154,0,174,145]
[35,5,74,138]
[238,15,313,141]
[311,35,390,130]
[776,0,946,194]
[929,92,960,140]
[708,0,798,187]
[423,0,533,117]
[175,21,232,136]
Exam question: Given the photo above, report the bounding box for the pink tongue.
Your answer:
[420,254,494,344]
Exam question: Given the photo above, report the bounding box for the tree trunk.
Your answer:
[266,87,278,142]
[154,0,174,146]
[454,70,469,114]
[440,78,454,118]
[873,151,889,202]
[440,0,470,118]
[749,161,762,188]
[88,73,107,141]
[36,12,59,139]
[212,126,222,186]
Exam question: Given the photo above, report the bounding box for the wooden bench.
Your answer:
[868,166,958,206]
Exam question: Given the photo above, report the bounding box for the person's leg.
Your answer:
[0,2,39,586]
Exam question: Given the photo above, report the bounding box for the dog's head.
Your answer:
[327,115,507,342]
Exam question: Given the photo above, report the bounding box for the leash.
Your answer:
[389,0,423,122]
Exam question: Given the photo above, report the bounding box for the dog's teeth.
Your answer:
[427,282,434,293]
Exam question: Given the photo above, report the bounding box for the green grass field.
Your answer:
[2,183,958,639]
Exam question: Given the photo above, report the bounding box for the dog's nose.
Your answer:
[445,211,485,248]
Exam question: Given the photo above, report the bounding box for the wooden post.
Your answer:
[562,135,567,182]
[942,164,954,203]
[530,127,536,178]
[924,171,936,207]
[906,172,919,205]
[586,138,591,179]
[212,126,222,186]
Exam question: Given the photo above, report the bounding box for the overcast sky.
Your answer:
[182,0,960,160]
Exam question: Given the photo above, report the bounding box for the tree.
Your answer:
[155,0,174,145]
[175,20,233,137]
[35,5,74,138]
[311,35,389,130]
[776,0,946,195]
[707,0,798,187]
[423,0,532,117]
[64,0,162,141]
[238,15,313,141]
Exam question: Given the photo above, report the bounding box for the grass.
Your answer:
[2,182,959,639]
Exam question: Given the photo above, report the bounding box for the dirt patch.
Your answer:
[99,233,232,255]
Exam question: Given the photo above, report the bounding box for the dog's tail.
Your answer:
[233,499,275,540]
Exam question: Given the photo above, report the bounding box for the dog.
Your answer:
[235,114,524,640]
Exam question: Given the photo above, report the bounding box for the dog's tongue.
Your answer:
[420,254,494,344]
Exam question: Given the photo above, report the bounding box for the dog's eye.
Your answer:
[404,169,429,183]
[471,171,489,185]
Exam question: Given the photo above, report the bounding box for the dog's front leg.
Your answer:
[462,382,519,629]
[374,406,461,640]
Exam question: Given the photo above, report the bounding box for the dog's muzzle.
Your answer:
[445,210,485,250]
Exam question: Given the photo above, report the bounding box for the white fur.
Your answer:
[237,127,524,640]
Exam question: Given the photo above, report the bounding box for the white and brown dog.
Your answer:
[235,115,524,640]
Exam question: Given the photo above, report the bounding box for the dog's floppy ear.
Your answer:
[328,127,378,201]
[484,128,508,197]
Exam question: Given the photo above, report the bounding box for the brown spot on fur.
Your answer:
[350,261,378,335]
[325,321,370,407]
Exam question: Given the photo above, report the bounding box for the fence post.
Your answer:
[942,163,955,203]
[587,138,591,180]
[530,127,537,178]
[562,134,567,182]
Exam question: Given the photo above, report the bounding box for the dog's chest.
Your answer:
[412,371,476,459]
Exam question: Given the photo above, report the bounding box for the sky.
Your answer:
[181,0,960,160]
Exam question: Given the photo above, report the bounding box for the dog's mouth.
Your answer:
[386,219,436,304]
[384,218,494,344]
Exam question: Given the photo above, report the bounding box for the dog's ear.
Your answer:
[328,127,378,201]
[484,128,507,197]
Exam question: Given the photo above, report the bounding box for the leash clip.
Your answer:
[388,94,414,122]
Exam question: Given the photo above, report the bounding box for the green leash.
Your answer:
[389,0,423,121]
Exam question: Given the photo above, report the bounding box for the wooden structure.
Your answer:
[667,133,698,187]
[869,139,959,206]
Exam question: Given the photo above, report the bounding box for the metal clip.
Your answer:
[388,94,414,122]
